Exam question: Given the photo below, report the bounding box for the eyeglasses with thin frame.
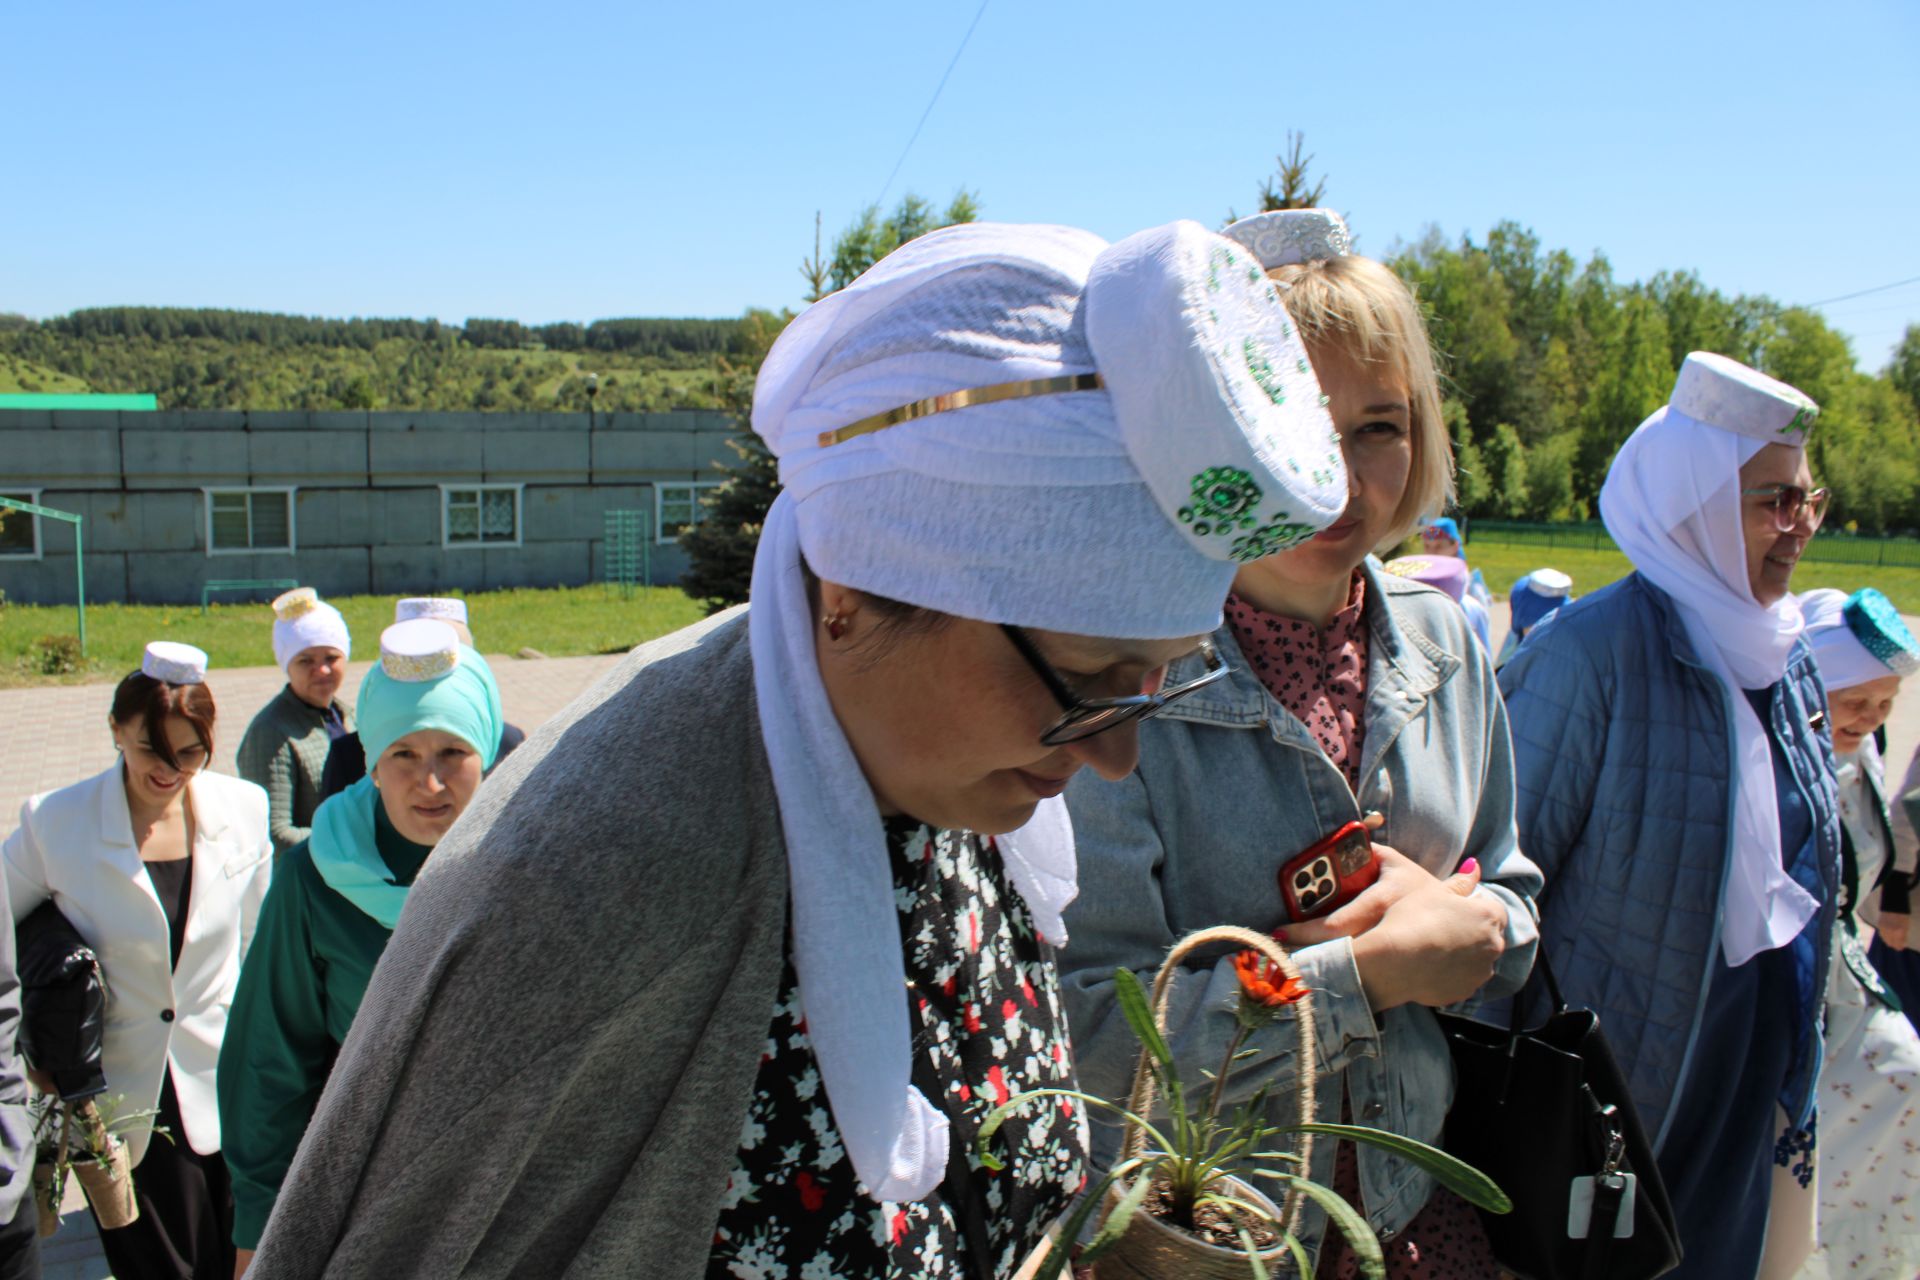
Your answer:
[1740,483,1830,534]
[1000,625,1230,746]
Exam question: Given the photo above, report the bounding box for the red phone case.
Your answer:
[1278,821,1379,921]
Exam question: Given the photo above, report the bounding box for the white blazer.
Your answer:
[3,764,272,1164]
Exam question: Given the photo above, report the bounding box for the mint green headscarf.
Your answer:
[309,644,503,927]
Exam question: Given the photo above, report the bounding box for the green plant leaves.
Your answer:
[1277,1123,1512,1213]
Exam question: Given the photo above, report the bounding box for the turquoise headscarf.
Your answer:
[356,642,505,771]
[309,640,503,927]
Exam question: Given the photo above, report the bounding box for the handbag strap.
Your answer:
[1507,932,1570,1033]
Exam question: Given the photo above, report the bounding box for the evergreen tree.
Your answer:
[677,433,782,612]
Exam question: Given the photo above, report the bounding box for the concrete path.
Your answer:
[1,652,623,849]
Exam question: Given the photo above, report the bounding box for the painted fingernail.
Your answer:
[1272,929,1290,944]
[1459,858,1479,876]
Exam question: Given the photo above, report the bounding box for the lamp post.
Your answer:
[584,372,600,430]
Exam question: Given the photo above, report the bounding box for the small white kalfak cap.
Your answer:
[1528,568,1573,597]
[142,641,208,685]
[395,597,469,625]
[1221,208,1354,270]
[271,587,320,621]
[1669,351,1819,446]
[378,619,462,683]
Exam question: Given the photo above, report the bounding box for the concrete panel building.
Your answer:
[0,408,739,604]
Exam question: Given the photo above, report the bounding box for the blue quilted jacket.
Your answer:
[1498,572,1839,1149]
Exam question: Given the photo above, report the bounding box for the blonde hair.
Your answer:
[1267,255,1453,546]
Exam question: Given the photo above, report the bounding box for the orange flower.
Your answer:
[1233,950,1310,1007]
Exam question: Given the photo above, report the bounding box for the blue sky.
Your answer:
[8,0,1917,368]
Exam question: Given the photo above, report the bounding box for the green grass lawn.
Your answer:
[1465,540,1920,614]
[0,584,709,687]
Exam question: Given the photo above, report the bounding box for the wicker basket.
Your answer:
[1104,925,1318,1279]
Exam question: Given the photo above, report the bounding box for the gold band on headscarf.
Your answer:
[816,373,1105,449]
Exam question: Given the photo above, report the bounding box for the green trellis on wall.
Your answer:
[0,495,86,654]
[602,509,652,600]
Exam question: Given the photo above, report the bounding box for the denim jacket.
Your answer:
[1062,564,1542,1255]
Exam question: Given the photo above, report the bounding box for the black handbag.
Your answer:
[1433,949,1682,1280]
[15,899,108,1102]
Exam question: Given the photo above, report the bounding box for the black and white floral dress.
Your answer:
[707,819,1087,1279]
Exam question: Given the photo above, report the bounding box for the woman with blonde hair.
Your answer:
[1063,209,1539,1276]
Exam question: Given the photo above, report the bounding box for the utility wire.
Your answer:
[873,0,989,210]
[1801,274,1920,309]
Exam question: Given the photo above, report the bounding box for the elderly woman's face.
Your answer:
[288,645,347,710]
[814,584,1202,834]
[372,728,484,846]
[1737,443,1818,606]
[1828,673,1902,756]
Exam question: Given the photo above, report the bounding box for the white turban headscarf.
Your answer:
[272,599,351,673]
[1599,359,1819,968]
[748,220,1346,1201]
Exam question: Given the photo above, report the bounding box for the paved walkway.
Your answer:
[1,652,623,849]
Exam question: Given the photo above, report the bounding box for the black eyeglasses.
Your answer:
[1740,483,1830,533]
[1000,625,1230,746]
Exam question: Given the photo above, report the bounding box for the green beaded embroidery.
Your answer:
[1231,520,1318,562]
[1177,466,1264,537]
[1243,337,1286,406]
[1783,405,1817,439]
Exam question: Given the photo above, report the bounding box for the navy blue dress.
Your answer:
[1655,686,1824,1279]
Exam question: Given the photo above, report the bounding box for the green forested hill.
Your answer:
[6,222,1919,536]
[0,308,780,413]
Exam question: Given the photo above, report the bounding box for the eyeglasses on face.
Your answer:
[1000,625,1230,746]
[1740,483,1830,533]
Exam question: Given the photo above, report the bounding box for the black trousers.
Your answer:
[0,1187,40,1280]
[91,1071,233,1280]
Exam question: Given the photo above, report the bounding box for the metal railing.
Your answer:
[1466,521,1920,568]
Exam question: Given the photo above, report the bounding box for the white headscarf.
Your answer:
[1599,356,1820,967]
[271,594,351,673]
[749,220,1346,1201]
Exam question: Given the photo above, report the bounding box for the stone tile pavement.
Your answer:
[1,652,624,849]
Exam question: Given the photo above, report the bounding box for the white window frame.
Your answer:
[441,483,524,550]
[0,487,43,561]
[654,480,723,545]
[203,486,297,557]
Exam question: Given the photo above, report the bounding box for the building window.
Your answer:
[656,481,721,543]
[0,489,41,560]
[443,484,522,548]
[205,488,295,555]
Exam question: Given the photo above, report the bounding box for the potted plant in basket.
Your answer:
[981,925,1511,1279]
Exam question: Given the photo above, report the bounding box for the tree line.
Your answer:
[1389,225,1920,534]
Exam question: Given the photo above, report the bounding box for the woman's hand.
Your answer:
[1280,843,1450,947]
[234,1248,253,1279]
[25,1067,56,1096]
[1286,849,1507,1012]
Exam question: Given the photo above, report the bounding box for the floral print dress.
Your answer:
[708,820,1087,1280]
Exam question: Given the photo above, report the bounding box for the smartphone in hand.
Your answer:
[1278,820,1380,921]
